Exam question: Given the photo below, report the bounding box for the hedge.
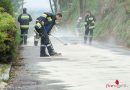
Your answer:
[0,0,13,15]
[0,8,18,63]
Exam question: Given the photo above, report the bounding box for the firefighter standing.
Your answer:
[18,8,32,45]
[84,11,96,45]
[35,12,62,57]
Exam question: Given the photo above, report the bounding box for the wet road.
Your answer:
[7,32,130,90]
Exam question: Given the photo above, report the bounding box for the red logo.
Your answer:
[115,80,119,85]
[106,80,128,88]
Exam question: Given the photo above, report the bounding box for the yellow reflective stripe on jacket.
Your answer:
[36,22,42,28]
[20,25,29,28]
[21,15,29,19]
[42,14,47,18]
[47,17,52,21]
[89,26,95,29]
[89,17,94,20]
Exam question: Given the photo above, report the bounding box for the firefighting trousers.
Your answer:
[20,28,28,45]
[84,28,93,44]
[40,30,54,56]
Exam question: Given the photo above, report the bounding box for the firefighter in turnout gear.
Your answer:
[18,8,32,45]
[35,12,62,57]
[84,11,96,45]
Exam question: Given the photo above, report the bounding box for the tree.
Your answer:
[0,0,13,15]
[52,0,61,13]
[11,0,24,13]
[125,0,130,15]
[49,0,54,13]
[79,0,83,17]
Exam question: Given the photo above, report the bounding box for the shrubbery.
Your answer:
[0,0,13,15]
[0,7,18,63]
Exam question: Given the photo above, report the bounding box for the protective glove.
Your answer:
[34,29,43,37]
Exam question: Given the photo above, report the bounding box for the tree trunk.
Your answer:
[125,0,130,13]
[57,0,60,12]
[79,0,83,17]
[53,0,57,13]
[49,0,54,13]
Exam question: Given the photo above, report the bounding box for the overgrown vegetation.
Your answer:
[0,0,21,63]
[59,0,130,47]
[0,8,18,63]
[11,0,24,17]
[0,0,13,15]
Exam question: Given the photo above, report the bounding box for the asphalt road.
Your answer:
[6,31,130,90]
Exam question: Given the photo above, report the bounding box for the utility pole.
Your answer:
[22,0,24,12]
[79,0,83,17]
[49,0,54,13]
[57,0,60,12]
[53,0,57,13]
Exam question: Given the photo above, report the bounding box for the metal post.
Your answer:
[80,0,83,17]
[22,0,24,12]
[49,0,54,13]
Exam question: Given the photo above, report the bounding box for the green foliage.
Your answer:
[11,0,24,16]
[95,2,130,45]
[0,11,18,63]
[60,0,130,47]
[61,0,80,29]
[11,0,23,12]
[0,0,13,15]
[85,0,98,14]
[0,7,4,12]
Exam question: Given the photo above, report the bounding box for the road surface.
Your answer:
[7,31,130,90]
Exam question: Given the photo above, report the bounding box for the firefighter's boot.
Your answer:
[40,45,49,57]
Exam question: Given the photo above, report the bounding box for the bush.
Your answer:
[0,0,13,15]
[0,9,17,63]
